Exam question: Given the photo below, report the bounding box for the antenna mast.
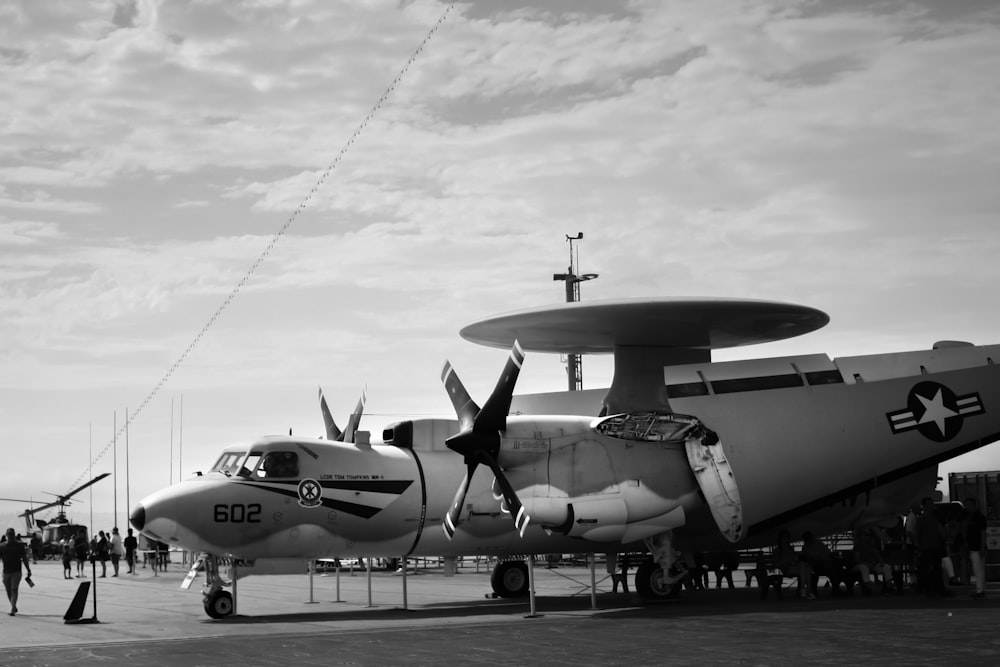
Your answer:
[553,233,599,390]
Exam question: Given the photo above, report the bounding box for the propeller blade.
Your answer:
[318,387,342,440]
[482,451,530,537]
[441,361,479,430]
[475,340,524,433]
[440,340,529,539]
[443,460,477,541]
[342,386,368,444]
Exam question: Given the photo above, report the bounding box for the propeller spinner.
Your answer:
[440,340,529,540]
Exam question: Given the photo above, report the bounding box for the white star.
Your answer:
[916,388,957,437]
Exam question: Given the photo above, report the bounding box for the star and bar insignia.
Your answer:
[887,381,985,442]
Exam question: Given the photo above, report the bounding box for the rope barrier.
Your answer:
[67,3,456,492]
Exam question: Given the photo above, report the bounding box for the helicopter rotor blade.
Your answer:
[58,472,111,503]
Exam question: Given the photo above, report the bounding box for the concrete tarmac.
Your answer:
[1,559,998,666]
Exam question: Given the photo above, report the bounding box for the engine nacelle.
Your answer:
[524,495,687,543]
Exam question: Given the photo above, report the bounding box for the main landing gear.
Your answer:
[634,558,685,601]
[634,531,686,602]
[490,560,529,598]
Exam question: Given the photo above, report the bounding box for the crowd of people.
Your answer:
[763,496,990,600]
[2,524,179,616]
[56,526,169,579]
[666,495,991,602]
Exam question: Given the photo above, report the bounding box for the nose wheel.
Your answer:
[197,554,236,619]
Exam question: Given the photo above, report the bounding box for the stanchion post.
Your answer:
[232,561,238,616]
[590,553,598,610]
[524,555,540,618]
[307,559,317,604]
[401,555,408,610]
[91,557,99,621]
[365,555,374,608]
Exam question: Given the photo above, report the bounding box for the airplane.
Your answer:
[1,473,111,556]
[129,297,1000,618]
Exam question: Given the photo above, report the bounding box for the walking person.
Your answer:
[964,497,988,599]
[1,528,32,616]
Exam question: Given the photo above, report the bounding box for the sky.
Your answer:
[2,0,1000,532]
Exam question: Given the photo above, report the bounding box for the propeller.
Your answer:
[318,386,367,443]
[440,340,529,540]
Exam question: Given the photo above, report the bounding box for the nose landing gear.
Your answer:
[205,588,234,619]
[191,554,237,619]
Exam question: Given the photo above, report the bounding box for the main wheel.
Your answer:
[635,560,683,602]
[491,560,529,598]
[204,589,234,619]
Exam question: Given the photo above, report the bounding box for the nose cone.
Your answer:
[130,503,146,532]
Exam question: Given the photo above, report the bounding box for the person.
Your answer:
[155,540,169,573]
[915,497,951,597]
[852,527,894,594]
[943,509,963,585]
[124,528,138,575]
[73,529,89,577]
[1,528,32,616]
[720,550,739,589]
[61,538,74,579]
[800,531,850,597]
[110,527,124,577]
[964,497,988,600]
[96,530,110,577]
[30,533,41,564]
[904,503,920,589]
[773,530,812,599]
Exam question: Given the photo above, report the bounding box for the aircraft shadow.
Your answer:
[209,586,992,625]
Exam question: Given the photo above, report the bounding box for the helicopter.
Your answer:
[1,473,111,557]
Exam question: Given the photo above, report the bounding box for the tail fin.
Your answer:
[318,387,342,440]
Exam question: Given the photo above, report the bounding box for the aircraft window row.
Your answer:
[250,451,299,479]
[665,370,844,398]
[712,374,804,394]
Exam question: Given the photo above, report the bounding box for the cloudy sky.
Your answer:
[2,0,999,531]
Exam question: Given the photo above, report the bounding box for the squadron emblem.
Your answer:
[297,478,323,508]
[887,381,985,442]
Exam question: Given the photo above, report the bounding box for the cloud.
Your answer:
[2,1,1000,501]
[0,219,64,246]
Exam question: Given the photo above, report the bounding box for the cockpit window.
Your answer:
[253,451,299,479]
[211,451,247,475]
[238,453,261,478]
